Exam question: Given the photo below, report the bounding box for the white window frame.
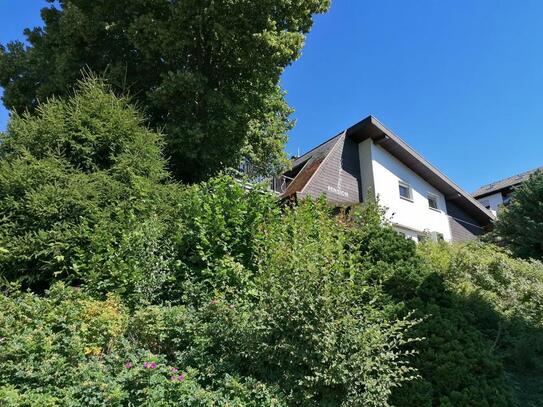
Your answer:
[398,181,413,202]
[427,192,439,211]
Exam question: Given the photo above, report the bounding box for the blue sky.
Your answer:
[1,1,542,191]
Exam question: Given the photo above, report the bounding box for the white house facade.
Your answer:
[360,139,452,241]
[274,116,494,242]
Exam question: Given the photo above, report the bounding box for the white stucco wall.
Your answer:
[476,192,503,216]
[366,142,452,242]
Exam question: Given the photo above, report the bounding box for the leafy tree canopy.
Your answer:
[490,171,543,260]
[0,0,330,182]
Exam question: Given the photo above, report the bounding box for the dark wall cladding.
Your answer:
[446,200,485,241]
[448,216,477,242]
[302,135,363,204]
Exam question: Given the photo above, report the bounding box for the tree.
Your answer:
[0,77,179,300]
[0,0,330,182]
[490,171,543,260]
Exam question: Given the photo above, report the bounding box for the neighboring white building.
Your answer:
[273,116,494,242]
[473,167,542,216]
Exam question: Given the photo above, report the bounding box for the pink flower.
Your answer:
[124,362,133,369]
[178,374,186,382]
[144,361,156,369]
[170,367,178,373]
[150,362,157,369]
[210,299,218,305]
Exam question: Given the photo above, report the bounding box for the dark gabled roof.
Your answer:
[473,166,543,199]
[280,132,343,197]
[290,132,343,169]
[282,115,495,226]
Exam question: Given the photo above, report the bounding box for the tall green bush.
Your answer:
[0,199,420,406]
[344,216,514,407]
[0,77,178,303]
[418,242,543,405]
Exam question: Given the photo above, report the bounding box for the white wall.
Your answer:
[366,142,452,242]
[476,192,503,216]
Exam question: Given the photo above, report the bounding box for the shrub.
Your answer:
[2,73,541,406]
[419,242,543,404]
[0,77,180,304]
[129,199,420,406]
[344,215,516,407]
[0,283,286,406]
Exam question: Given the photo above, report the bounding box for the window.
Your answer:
[427,193,439,210]
[399,181,412,201]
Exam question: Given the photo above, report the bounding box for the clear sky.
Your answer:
[1,1,542,192]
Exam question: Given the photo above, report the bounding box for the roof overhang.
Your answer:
[346,116,495,226]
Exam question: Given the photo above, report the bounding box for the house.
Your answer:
[473,166,542,216]
[272,116,494,242]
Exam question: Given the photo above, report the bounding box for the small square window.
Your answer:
[427,194,439,210]
[399,182,412,201]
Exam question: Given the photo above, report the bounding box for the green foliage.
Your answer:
[1,75,542,405]
[246,200,419,406]
[0,0,331,181]
[490,171,543,260]
[414,242,543,406]
[0,284,285,406]
[0,84,419,405]
[0,198,419,406]
[345,220,515,406]
[0,77,176,303]
[0,76,167,182]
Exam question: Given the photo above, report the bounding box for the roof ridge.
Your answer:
[290,131,345,167]
[476,166,542,191]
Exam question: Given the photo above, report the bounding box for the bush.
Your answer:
[345,217,515,407]
[419,242,543,404]
[0,184,420,406]
[0,283,287,406]
[0,77,180,305]
[129,199,420,406]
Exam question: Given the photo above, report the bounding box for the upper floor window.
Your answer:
[427,193,439,210]
[399,181,413,201]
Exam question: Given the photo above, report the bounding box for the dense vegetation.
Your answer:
[0,0,330,182]
[1,80,542,406]
[490,171,543,260]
